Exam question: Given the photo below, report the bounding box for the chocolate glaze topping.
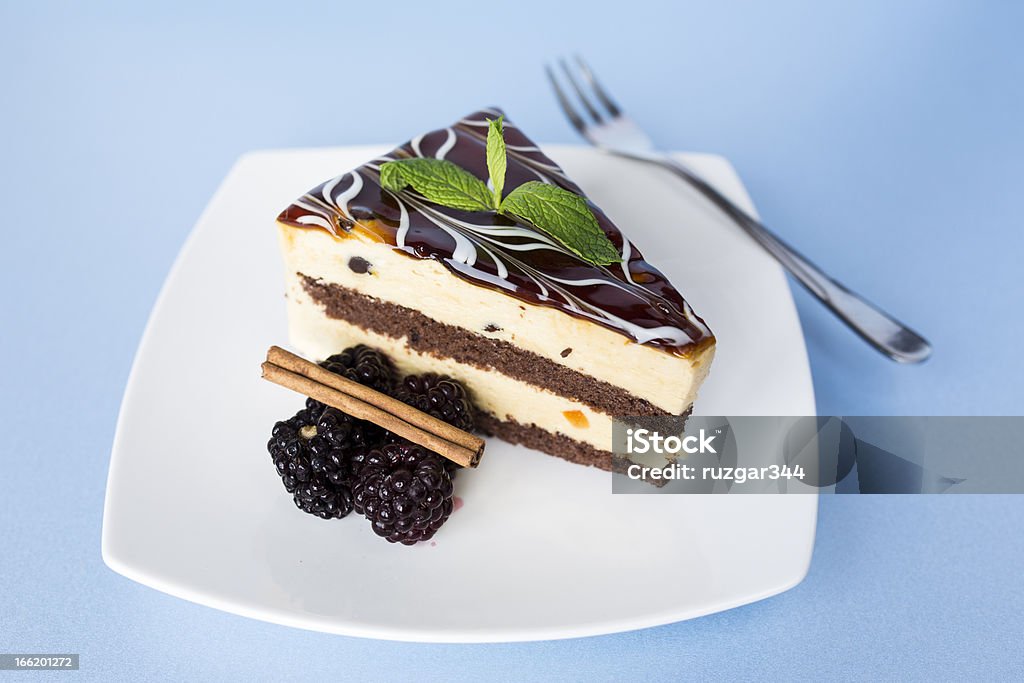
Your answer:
[277,108,714,356]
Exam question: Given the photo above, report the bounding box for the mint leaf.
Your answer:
[379,161,407,194]
[379,158,493,212]
[501,181,620,265]
[486,116,506,209]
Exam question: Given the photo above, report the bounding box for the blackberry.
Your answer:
[267,401,383,519]
[391,373,475,477]
[352,442,455,545]
[319,345,394,394]
[291,475,352,520]
[393,373,475,432]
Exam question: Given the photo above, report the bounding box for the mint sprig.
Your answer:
[380,118,621,266]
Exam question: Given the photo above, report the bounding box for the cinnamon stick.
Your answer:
[261,346,484,468]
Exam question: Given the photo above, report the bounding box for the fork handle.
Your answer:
[616,150,931,363]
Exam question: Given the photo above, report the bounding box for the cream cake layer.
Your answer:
[278,226,714,416]
[285,280,617,461]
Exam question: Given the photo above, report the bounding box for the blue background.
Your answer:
[2,1,1022,679]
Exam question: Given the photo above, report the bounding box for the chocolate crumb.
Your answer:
[560,347,573,358]
[410,330,420,343]
[484,323,501,333]
[347,256,372,275]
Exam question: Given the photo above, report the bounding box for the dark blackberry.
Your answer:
[319,345,394,394]
[291,475,352,520]
[345,444,376,483]
[352,442,455,545]
[391,374,475,476]
[393,373,475,432]
[267,402,383,519]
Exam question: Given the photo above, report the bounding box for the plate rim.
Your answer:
[101,540,814,642]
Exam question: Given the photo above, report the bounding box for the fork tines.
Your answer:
[546,56,622,134]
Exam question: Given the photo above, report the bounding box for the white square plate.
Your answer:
[102,145,816,642]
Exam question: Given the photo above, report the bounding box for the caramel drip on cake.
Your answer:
[277,108,714,357]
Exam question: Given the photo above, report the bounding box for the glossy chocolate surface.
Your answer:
[278,109,713,355]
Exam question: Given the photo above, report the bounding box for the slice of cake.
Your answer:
[276,108,715,470]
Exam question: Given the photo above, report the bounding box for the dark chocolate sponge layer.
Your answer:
[475,413,613,470]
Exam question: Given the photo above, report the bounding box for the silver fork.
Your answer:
[546,56,932,364]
